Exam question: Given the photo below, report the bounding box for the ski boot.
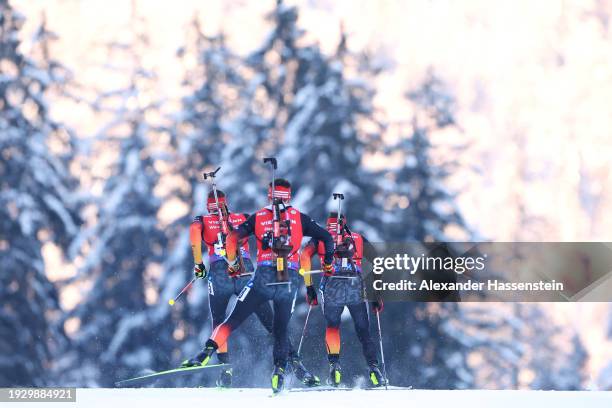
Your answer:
[328,361,342,387]
[368,363,387,387]
[216,367,232,388]
[271,365,286,394]
[181,339,217,368]
[289,354,320,387]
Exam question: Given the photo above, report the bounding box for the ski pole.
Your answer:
[168,276,199,306]
[263,157,277,193]
[300,269,356,280]
[375,310,388,389]
[238,272,254,277]
[299,269,324,276]
[297,305,313,356]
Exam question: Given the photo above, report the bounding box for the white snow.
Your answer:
[14,388,612,408]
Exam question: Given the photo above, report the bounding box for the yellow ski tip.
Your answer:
[168,299,175,306]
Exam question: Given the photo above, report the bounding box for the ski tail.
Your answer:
[115,363,229,387]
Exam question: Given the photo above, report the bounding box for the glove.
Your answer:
[306,286,318,306]
[323,262,334,277]
[371,300,384,313]
[227,258,241,277]
[194,263,207,279]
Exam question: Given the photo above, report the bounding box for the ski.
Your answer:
[289,386,352,392]
[289,385,412,392]
[365,385,413,391]
[115,363,229,387]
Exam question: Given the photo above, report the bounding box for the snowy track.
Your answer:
[8,388,612,408]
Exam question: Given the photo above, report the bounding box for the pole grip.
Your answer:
[203,166,221,180]
[263,157,277,169]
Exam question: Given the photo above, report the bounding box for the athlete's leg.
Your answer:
[252,299,274,333]
[252,300,304,358]
[207,260,234,358]
[271,291,296,368]
[182,278,269,367]
[347,302,378,365]
[210,281,268,350]
[323,304,344,362]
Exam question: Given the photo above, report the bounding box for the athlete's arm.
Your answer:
[189,216,205,264]
[300,213,334,264]
[226,214,256,262]
[299,240,318,286]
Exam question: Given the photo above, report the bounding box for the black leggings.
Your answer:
[208,262,296,359]
[208,286,275,334]
[212,266,299,367]
[323,302,378,365]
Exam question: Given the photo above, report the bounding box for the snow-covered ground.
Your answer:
[9,388,612,408]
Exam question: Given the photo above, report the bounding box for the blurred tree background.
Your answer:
[1,0,607,390]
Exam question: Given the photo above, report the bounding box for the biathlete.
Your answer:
[300,211,387,388]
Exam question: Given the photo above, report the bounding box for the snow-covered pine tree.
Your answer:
[446,303,588,390]
[598,317,612,389]
[239,1,385,235]
[382,69,466,242]
[63,13,174,385]
[173,16,245,208]
[442,304,525,389]
[216,47,278,214]
[549,333,587,390]
[0,2,79,386]
[217,87,275,213]
[525,308,587,390]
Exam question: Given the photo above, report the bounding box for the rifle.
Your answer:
[203,167,246,275]
[331,193,359,272]
[263,157,293,286]
[333,193,344,247]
